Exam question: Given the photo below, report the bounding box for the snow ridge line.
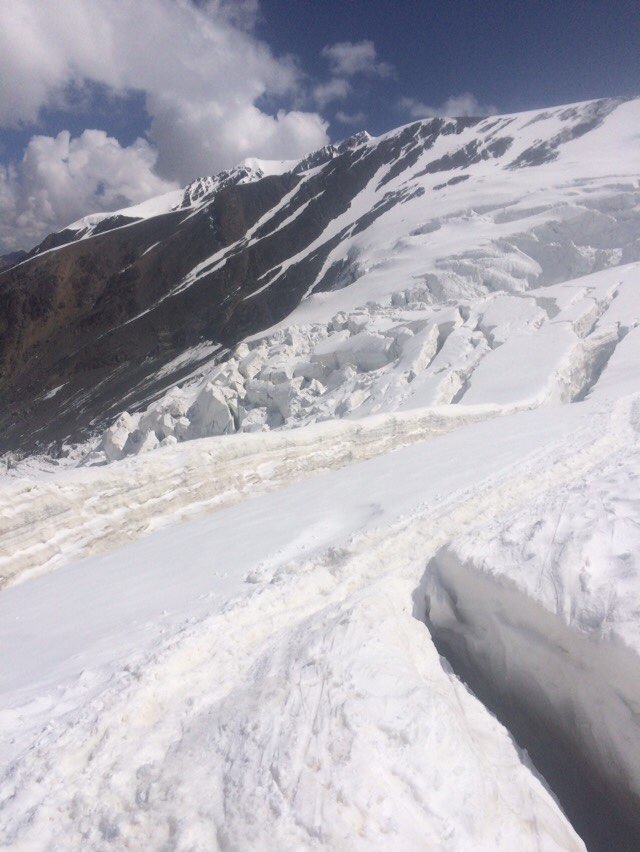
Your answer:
[0,404,507,588]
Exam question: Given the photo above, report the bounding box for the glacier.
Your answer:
[1,97,640,850]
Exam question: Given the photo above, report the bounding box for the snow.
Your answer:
[54,158,299,251]
[61,96,639,463]
[424,402,640,837]
[1,397,599,849]
[239,156,299,176]
[66,187,185,231]
[40,383,66,401]
[0,404,505,587]
[2,97,640,848]
[87,261,640,461]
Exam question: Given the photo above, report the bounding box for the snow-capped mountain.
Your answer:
[2,96,640,850]
[2,96,638,456]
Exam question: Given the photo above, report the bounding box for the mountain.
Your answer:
[0,250,27,273]
[1,96,638,456]
[2,97,640,850]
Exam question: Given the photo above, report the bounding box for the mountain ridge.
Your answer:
[0,95,637,456]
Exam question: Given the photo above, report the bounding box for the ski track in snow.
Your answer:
[0,404,506,588]
[2,391,639,849]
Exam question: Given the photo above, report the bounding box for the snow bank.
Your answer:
[0,404,503,587]
[424,399,640,839]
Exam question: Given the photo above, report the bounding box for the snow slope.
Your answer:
[3,382,640,847]
[55,96,637,464]
[3,97,640,850]
[3,396,606,850]
[65,160,300,239]
[65,188,186,233]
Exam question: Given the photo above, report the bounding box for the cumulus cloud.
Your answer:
[149,99,328,183]
[321,40,394,78]
[0,1,329,172]
[398,93,497,120]
[312,78,352,109]
[0,0,333,250]
[0,130,177,252]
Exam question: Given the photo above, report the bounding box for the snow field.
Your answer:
[3,387,639,848]
[3,397,613,848]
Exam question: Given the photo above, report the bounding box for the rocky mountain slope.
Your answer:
[1,96,638,456]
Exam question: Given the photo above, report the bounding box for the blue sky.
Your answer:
[0,0,637,253]
[260,0,640,135]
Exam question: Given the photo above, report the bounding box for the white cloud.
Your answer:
[0,0,331,250]
[321,40,394,78]
[149,101,328,182]
[0,1,304,130]
[0,130,177,252]
[312,78,352,109]
[398,93,497,120]
[334,110,367,126]
[0,1,330,175]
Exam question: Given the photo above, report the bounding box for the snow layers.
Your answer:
[423,412,640,848]
[424,557,640,850]
[3,398,608,850]
[0,404,503,587]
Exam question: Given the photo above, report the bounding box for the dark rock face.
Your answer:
[416,135,512,175]
[0,152,376,451]
[26,228,83,257]
[1,120,465,452]
[433,175,470,190]
[90,215,141,236]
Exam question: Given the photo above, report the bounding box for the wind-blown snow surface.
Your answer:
[4,380,640,847]
[3,400,602,850]
[2,98,640,849]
